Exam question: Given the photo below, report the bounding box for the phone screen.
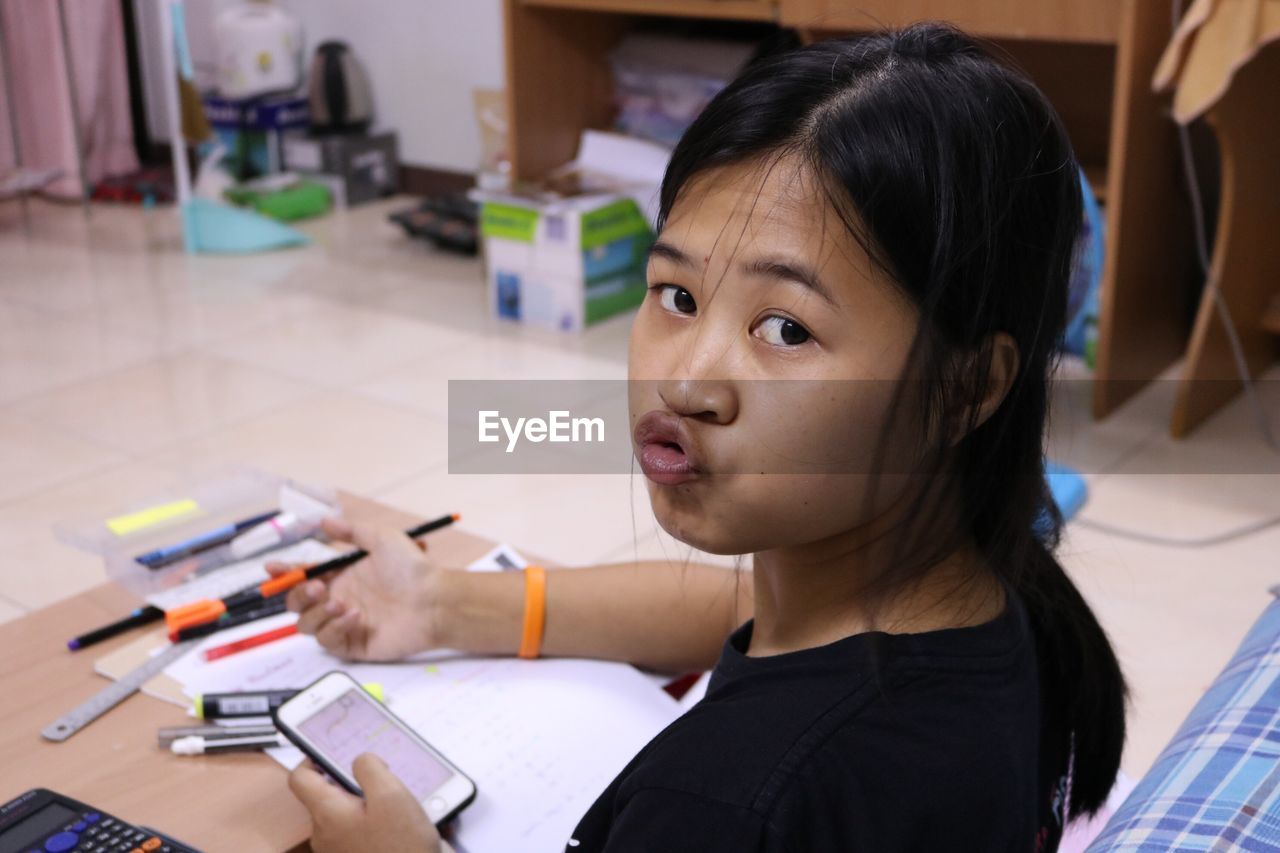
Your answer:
[296,687,453,800]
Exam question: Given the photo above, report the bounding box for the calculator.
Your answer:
[0,789,201,853]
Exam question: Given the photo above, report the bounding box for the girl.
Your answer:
[280,23,1126,852]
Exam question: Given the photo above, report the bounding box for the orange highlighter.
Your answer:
[164,513,459,637]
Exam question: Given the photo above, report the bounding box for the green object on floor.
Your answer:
[225,182,331,222]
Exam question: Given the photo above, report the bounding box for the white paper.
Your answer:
[466,543,528,572]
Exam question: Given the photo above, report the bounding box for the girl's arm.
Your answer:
[280,519,753,673]
[433,560,753,673]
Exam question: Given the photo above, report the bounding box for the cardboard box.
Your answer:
[480,192,653,332]
[282,131,399,205]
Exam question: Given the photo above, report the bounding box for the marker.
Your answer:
[195,683,384,720]
[204,623,298,661]
[170,595,288,642]
[171,733,289,755]
[135,510,281,569]
[165,513,459,635]
[158,723,278,747]
[67,605,165,651]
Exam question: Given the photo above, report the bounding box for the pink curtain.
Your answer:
[0,0,138,198]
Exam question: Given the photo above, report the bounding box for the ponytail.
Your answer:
[1017,536,1127,818]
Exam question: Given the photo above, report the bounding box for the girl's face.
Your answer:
[629,157,925,556]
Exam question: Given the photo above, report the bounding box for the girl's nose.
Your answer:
[659,378,739,425]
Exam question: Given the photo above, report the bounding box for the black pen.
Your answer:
[67,605,165,651]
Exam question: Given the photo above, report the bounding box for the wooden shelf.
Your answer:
[782,0,1121,44]
[520,0,779,22]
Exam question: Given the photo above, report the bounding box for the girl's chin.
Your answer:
[650,503,757,557]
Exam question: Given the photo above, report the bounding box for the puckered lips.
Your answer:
[633,410,703,486]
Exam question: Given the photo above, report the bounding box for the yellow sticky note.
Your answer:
[362,682,385,703]
[105,499,201,537]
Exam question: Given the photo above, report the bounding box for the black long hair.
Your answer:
[657,23,1126,819]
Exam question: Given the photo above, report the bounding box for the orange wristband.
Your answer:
[518,565,547,659]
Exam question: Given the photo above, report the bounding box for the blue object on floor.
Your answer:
[1046,461,1088,522]
[181,197,308,254]
[1035,461,1088,539]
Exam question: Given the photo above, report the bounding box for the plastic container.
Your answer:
[52,466,332,600]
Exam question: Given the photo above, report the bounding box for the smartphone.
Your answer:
[274,671,476,824]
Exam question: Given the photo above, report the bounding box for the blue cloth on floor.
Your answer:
[1047,462,1088,522]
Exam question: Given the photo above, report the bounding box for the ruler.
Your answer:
[42,639,201,742]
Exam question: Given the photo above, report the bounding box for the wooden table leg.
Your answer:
[1092,0,1200,419]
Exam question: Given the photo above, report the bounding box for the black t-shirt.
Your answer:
[567,591,1070,852]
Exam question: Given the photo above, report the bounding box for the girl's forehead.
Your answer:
[666,158,825,233]
[660,158,872,281]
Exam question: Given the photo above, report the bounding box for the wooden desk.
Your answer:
[0,496,505,853]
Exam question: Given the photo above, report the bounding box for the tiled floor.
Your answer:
[2,197,1278,784]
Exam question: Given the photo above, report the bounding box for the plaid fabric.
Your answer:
[1087,590,1280,852]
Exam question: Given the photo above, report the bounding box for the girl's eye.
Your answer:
[657,285,697,315]
[754,315,812,346]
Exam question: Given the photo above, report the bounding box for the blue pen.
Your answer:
[135,510,280,569]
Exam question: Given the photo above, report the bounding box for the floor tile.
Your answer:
[13,352,320,455]
[359,337,626,419]
[0,594,25,626]
[1059,519,1280,777]
[0,412,126,504]
[0,302,159,403]
[144,391,451,497]
[0,537,109,610]
[200,301,474,387]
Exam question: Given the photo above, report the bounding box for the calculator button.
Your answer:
[140,840,160,851]
[44,832,80,852]
[73,822,87,832]
[84,814,101,824]
[99,820,115,829]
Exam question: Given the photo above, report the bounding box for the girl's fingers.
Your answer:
[266,560,310,577]
[289,762,359,815]
[285,579,328,613]
[296,596,344,636]
[315,608,361,655]
[319,516,354,543]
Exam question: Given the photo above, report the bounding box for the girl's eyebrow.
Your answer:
[649,240,837,306]
[742,257,837,306]
[647,240,696,269]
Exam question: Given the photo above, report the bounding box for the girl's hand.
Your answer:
[289,754,448,853]
[267,517,447,661]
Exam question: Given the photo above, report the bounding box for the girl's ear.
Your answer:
[948,332,1020,446]
[971,332,1020,431]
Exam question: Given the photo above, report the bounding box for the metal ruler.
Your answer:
[42,639,201,742]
